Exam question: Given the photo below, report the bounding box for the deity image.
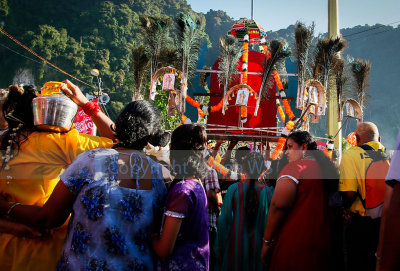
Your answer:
[235,89,249,106]
[162,73,175,91]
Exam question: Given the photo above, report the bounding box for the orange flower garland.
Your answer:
[242,35,249,85]
[272,70,284,91]
[285,120,295,130]
[210,98,224,112]
[282,98,295,120]
[198,107,205,118]
[271,136,287,160]
[186,95,200,108]
[185,94,206,118]
[207,155,245,181]
[241,106,247,119]
[270,120,295,160]
[207,156,229,176]
[277,100,286,123]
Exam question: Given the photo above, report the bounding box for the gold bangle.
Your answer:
[6,202,22,217]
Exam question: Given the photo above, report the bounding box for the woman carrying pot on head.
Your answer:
[260,131,339,271]
[0,80,115,271]
[0,99,171,270]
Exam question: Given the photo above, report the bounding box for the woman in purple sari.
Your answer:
[153,124,209,270]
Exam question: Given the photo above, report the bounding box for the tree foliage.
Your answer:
[0,0,204,123]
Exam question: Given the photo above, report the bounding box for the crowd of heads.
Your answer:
[0,83,345,186]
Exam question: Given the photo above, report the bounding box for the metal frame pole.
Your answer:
[328,0,342,156]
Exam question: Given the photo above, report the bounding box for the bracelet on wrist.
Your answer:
[263,238,275,246]
[82,101,101,117]
[7,202,22,217]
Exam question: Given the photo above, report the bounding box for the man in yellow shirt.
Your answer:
[339,122,385,271]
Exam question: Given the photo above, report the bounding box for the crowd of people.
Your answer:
[0,81,399,271]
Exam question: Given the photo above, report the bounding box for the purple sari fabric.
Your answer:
[159,179,209,271]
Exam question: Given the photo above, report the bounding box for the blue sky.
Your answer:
[187,0,400,34]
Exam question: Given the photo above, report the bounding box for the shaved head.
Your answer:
[356,122,379,145]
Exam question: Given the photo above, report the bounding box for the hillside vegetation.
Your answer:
[0,1,398,148]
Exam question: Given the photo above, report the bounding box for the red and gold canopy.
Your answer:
[228,18,267,43]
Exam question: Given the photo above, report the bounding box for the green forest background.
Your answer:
[0,0,399,148]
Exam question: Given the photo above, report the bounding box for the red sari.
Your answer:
[270,159,332,271]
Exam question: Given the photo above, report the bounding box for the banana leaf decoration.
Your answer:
[217,35,243,115]
[254,39,290,116]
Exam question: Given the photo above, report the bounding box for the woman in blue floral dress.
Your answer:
[0,100,170,270]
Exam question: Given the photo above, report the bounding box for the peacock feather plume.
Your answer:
[174,12,207,113]
[217,34,243,101]
[159,47,179,69]
[294,22,315,77]
[260,39,291,98]
[175,12,207,80]
[312,37,347,89]
[273,39,290,90]
[131,45,149,101]
[332,56,350,110]
[293,22,315,108]
[350,58,371,109]
[139,15,173,79]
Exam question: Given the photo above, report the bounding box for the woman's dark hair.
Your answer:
[0,89,9,130]
[242,151,266,229]
[1,85,37,166]
[170,124,207,184]
[287,130,339,193]
[113,100,162,150]
[149,130,171,147]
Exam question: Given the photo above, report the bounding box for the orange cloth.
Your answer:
[0,129,112,271]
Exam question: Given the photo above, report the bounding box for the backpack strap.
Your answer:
[358,144,374,151]
[356,144,375,208]
[359,144,390,162]
[356,144,390,209]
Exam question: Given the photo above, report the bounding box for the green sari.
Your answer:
[214,182,273,271]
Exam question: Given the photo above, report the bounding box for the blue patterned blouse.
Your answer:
[57,148,167,271]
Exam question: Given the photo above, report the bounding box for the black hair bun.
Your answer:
[149,130,171,147]
[307,141,318,151]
